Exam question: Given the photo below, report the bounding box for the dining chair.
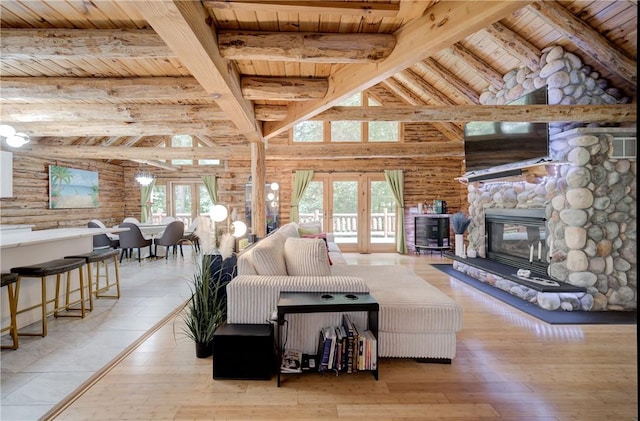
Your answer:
[153,220,185,259]
[181,216,201,252]
[88,220,119,249]
[117,222,152,263]
[123,217,140,224]
[160,216,176,224]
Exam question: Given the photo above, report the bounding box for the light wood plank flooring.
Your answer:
[45,253,639,420]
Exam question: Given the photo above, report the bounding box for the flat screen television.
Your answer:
[464,87,549,174]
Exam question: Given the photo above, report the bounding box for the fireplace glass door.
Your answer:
[485,209,548,276]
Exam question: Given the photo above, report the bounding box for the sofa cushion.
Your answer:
[284,237,331,276]
[301,232,332,265]
[251,233,289,275]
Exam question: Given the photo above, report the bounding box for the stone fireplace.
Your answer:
[454,127,636,312]
[451,44,635,312]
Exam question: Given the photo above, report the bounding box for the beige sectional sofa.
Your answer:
[227,222,463,361]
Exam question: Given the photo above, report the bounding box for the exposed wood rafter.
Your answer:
[381,78,463,141]
[315,104,637,122]
[446,43,505,90]
[241,76,329,100]
[0,28,173,60]
[528,1,636,87]
[262,1,530,139]
[218,31,396,63]
[483,22,541,70]
[203,0,399,17]
[134,0,263,143]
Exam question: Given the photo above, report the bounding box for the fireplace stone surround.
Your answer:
[455,127,636,312]
[450,45,635,312]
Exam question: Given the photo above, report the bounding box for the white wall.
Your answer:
[0,151,13,198]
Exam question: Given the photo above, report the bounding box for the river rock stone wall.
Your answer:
[462,46,636,312]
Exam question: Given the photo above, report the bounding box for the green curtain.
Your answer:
[290,170,314,223]
[202,175,218,205]
[384,170,407,254]
[140,180,156,223]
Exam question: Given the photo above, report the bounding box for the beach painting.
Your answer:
[49,165,99,209]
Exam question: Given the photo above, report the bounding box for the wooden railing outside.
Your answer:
[300,211,395,238]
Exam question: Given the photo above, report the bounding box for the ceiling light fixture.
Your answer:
[0,124,30,148]
[135,170,155,186]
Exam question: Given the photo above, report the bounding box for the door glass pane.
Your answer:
[299,181,324,230]
[150,185,166,224]
[173,184,192,223]
[198,184,214,226]
[332,180,357,244]
[370,181,396,245]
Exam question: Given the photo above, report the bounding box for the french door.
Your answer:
[299,173,396,253]
[171,182,214,227]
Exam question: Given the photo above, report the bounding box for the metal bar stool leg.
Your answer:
[1,273,19,349]
[11,258,87,337]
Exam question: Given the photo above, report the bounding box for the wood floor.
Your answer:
[49,253,637,421]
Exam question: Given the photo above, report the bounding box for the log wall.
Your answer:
[1,124,466,251]
[0,154,125,230]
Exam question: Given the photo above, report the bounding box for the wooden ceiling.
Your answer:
[0,0,637,165]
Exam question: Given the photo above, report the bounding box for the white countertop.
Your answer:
[0,227,128,249]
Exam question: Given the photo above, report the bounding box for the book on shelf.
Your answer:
[341,314,359,374]
[317,327,335,372]
[280,349,303,373]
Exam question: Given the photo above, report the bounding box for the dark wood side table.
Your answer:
[275,291,379,387]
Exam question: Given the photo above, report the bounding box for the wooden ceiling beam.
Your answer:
[528,1,636,87]
[203,1,399,17]
[446,43,505,90]
[381,78,462,141]
[315,104,637,123]
[0,28,172,60]
[218,30,396,63]
[413,59,479,103]
[10,121,239,138]
[396,0,433,20]
[0,77,211,102]
[131,159,181,171]
[254,105,289,121]
[262,1,529,139]
[241,76,328,100]
[134,1,263,143]
[265,142,463,160]
[18,145,248,160]
[0,104,226,123]
[483,22,541,70]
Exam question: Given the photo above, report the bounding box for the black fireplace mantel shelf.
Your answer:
[443,252,586,293]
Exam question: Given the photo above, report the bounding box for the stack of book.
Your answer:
[280,349,303,373]
[316,314,377,374]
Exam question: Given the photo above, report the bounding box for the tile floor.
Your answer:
[1,250,197,421]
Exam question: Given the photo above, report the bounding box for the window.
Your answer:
[168,134,221,166]
[292,92,400,143]
[293,121,323,142]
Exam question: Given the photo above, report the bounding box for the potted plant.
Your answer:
[451,212,471,258]
[179,255,228,358]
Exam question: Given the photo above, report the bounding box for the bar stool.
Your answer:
[10,258,87,337]
[65,249,121,311]
[1,273,19,349]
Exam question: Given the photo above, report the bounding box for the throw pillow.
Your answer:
[284,237,331,276]
[251,233,288,275]
[301,233,332,265]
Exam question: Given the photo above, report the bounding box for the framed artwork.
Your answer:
[49,165,99,209]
